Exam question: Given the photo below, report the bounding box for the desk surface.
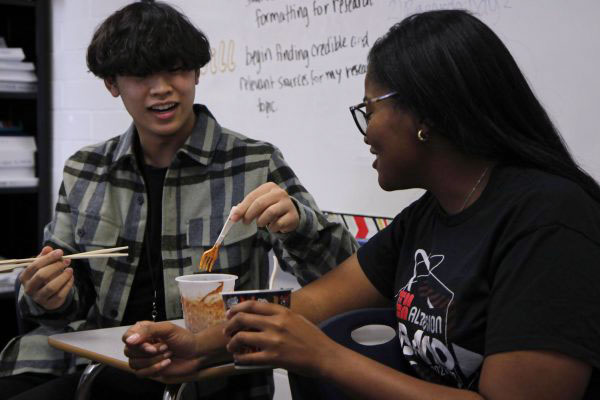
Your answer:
[48,319,240,384]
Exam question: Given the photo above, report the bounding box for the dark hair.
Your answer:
[87,1,211,78]
[368,9,600,202]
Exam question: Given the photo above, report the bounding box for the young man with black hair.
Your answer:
[0,2,356,399]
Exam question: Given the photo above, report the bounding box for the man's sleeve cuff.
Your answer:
[278,197,318,240]
[19,288,75,317]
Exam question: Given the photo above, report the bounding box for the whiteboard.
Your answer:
[166,0,600,218]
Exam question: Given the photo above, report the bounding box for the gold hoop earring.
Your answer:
[417,129,429,142]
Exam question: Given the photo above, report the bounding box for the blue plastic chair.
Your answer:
[289,307,411,400]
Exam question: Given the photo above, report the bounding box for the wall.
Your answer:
[51,0,133,206]
[51,0,600,217]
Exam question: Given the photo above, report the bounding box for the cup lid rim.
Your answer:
[221,288,293,296]
[175,273,238,283]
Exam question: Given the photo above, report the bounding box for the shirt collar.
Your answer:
[112,104,221,168]
[178,104,221,166]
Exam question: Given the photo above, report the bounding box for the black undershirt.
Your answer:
[122,141,168,325]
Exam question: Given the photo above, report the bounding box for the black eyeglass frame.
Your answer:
[349,91,398,135]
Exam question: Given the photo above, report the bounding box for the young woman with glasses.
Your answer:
[124,9,600,399]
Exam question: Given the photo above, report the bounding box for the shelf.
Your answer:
[0,0,34,7]
[0,186,38,194]
[0,91,37,100]
[0,0,50,258]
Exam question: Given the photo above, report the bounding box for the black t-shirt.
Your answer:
[122,145,167,325]
[357,165,600,396]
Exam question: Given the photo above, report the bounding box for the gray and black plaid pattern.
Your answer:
[0,105,357,381]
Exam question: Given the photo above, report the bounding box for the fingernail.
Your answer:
[52,249,62,256]
[160,359,171,367]
[164,351,173,358]
[64,259,72,266]
[126,333,140,344]
[159,344,168,352]
[143,343,157,353]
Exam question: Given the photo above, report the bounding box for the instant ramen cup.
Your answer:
[221,288,292,369]
[221,288,292,311]
[175,273,238,333]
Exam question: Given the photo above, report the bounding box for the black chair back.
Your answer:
[289,307,412,400]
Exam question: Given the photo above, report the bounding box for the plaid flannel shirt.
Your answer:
[0,105,357,384]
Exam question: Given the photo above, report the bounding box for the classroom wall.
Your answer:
[51,0,600,217]
[51,0,133,206]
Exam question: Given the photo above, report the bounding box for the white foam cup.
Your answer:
[175,273,238,333]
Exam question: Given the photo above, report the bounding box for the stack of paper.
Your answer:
[0,120,25,135]
[0,36,37,93]
[0,136,37,188]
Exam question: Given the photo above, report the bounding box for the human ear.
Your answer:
[104,77,120,97]
[194,69,200,84]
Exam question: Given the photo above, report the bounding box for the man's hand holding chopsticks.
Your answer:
[19,246,74,311]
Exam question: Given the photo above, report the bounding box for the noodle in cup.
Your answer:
[175,273,238,333]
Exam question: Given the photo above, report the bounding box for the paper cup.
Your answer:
[175,273,238,333]
[221,288,292,369]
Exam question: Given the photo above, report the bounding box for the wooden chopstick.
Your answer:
[74,246,129,256]
[64,253,128,260]
[0,246,129,266]
[0,252,129,273]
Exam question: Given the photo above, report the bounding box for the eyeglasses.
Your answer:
[349,92,398,136]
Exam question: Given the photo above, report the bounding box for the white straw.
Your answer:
[268,254,278,290]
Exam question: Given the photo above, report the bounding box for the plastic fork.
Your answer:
[198,208,237,272]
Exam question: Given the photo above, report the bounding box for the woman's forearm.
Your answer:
[317,340,483,400]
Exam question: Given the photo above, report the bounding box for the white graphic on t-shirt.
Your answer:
[396,249,483,389]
